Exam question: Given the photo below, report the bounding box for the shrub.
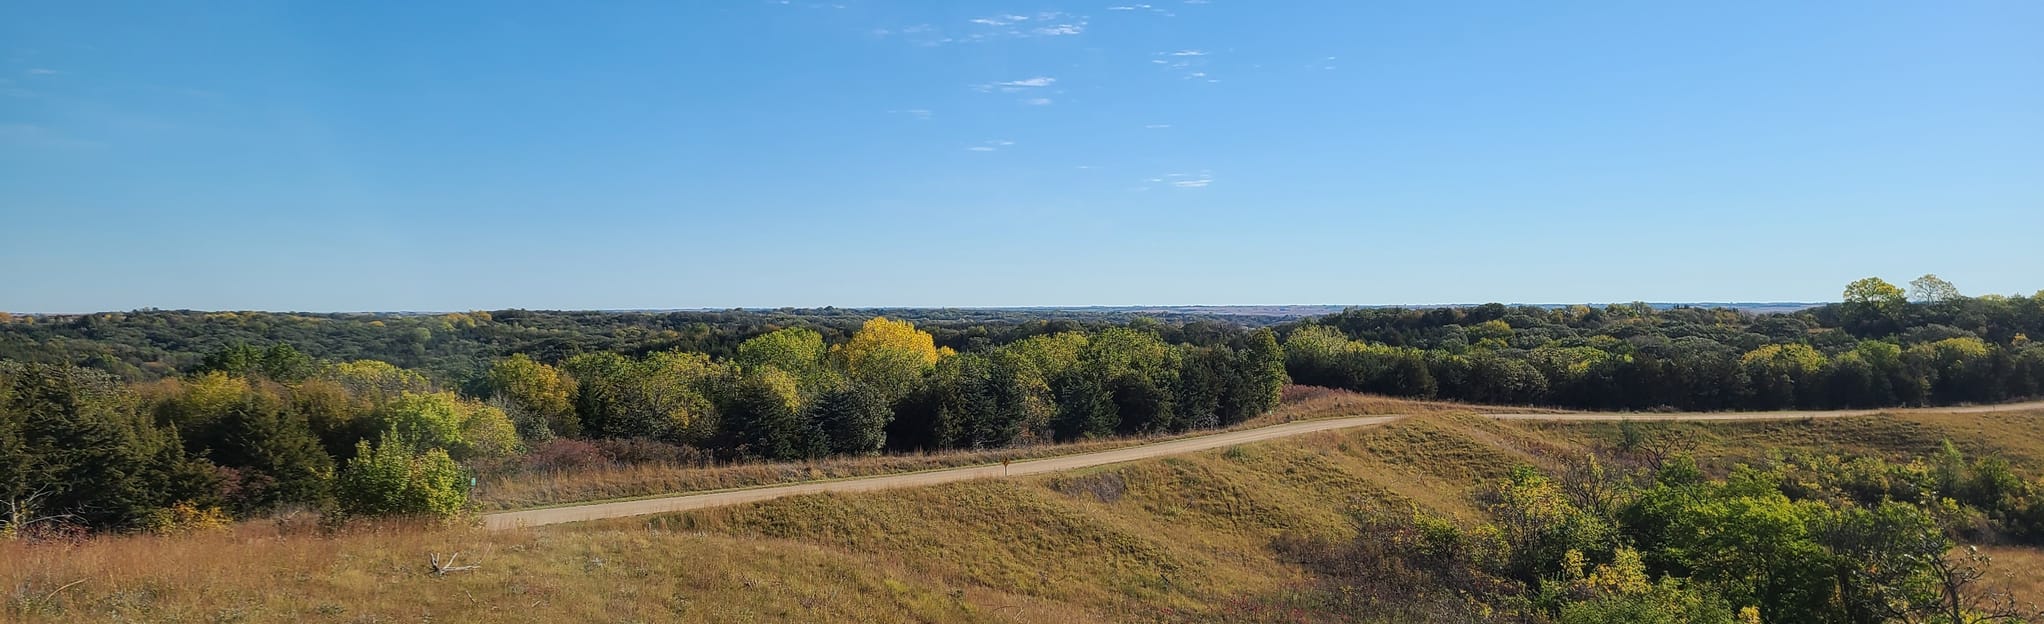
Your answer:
[335,433,470,518]
[143,501,232,536]
[522,438,607,472]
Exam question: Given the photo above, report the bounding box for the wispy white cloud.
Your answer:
[870,23,935,38]
[1023,97,1053,106]
[969,13,1029,25]
[968,139,1015,152]
[1148,172,1214,188]
[1143,124,1171,129]
[25,68,60,76]
[927,10,1089,43]
[1152,51,1211,80]
[889,108,934,119]
[978,76,1056,92]
[1106,3,1173,16]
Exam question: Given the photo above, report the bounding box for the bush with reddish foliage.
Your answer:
[592,438,711,467]
[521,439,606,472]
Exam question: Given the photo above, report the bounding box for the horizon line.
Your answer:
[2,301,1834,316]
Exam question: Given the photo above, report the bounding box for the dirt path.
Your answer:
[483,401,2044,529]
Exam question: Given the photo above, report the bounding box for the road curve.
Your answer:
[483,401,2044,529]
[484,415,1397,529]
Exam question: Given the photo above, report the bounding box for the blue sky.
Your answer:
[2,1,2039,312]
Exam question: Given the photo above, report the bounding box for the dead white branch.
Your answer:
[429,551,481,576]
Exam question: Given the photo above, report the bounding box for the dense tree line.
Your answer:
[1,318,1285,535]
[1283,276,2044,410]
[0,307,1279,383]
[1286,439,2044,623]
[500,319,1284,458]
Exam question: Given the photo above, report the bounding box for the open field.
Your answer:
[9,399,2041,622]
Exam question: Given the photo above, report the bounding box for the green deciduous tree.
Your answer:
[484,353,580,439]
[376,392,519,460]
[335,432,469,518]
[321,360,433,403]
[563,350,723,444]
[1845,277,1909,334]
[736,327,828,382]
[1553,548,1743,624]
[1910,274,1963,304]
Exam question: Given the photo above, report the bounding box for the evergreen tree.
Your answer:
[1,363,205,531]
[718,370,823,460]
[209,392,334,512]
[807,382,891,455]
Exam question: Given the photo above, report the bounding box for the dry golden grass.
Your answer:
[479,437,1166,511]
[9,400,2043,623]
[1,514,1117,623]
[1502,408,2044,472]
[1980,546,2044,607]
[1249,385,1560,426]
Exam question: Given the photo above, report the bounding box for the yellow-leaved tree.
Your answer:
[833,317,947,403]
[484,354,579,439]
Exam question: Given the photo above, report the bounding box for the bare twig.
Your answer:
[42,578,86,604]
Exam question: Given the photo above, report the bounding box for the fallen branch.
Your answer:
[429,552,481,576]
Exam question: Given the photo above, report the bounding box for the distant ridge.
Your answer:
[1016,302,1825,318]
[13,302,1826,319]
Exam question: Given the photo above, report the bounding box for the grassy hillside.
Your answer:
[474,389,1486,512]
[8,405,2043,622]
